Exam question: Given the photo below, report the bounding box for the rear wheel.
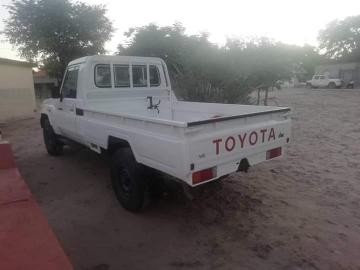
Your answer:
[110,148,148,212]
[43,118,63,156]
[306,83,312,89]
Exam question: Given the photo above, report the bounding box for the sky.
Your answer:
[0,0,359,61]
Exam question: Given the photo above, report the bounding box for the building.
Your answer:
[33,70,59,106]
[0,58,36,122]
[315,62,360,88]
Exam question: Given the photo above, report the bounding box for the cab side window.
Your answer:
[314,76,319,80]
[149,65,161,87]
[61,67,79,99]
[95,64,111,88]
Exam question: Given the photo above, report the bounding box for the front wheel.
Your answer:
[110,148,148,212]
[43,118,63,156]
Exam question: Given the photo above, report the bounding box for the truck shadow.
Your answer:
[58,145,264,229]
[149,175,263,224]
[60,145,264,227]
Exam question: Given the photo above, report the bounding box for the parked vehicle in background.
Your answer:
[346,80,355,89]
[306,75,343,89]
[40,55,291,212]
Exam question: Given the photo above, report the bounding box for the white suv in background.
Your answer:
[306,75,343,89]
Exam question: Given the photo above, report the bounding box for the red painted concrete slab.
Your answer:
[0,142,16,169]
[0,199,74,270]
[0,169,30,205]
[0,142,73,270]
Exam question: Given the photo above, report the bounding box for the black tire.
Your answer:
[43,118,63,156]
[110,148,148,212]
[328,82,336,89]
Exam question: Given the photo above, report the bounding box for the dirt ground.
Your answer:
[2,88,360,270]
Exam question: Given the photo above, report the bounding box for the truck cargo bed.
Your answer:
[84,98,290,127]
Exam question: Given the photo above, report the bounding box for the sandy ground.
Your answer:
[2,87,360,270]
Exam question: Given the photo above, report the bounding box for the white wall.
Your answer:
[0,64,36,122]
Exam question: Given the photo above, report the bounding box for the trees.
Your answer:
[4,0,113,81]
[319,15,360,61]
[119,24,317,104]
[225,39,318,105]
[292,45,323,82]
[119,23,251,103]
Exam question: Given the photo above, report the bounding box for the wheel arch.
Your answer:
[40,113,49,128]
[107,136,132,156]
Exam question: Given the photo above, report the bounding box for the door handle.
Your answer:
[58,107,63,110]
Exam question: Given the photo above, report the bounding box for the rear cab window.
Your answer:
[114,64,130,87]
[95,64,111,88]
[132,65,147,87]
[93,62,164,89]
[314,76,320,80]
[149,65,161,87]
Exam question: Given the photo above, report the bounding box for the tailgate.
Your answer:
[186,108,291,174]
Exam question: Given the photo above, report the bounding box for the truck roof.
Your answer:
[68,55,164,66]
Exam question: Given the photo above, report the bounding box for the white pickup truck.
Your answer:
[41,55,291,211]
[306,74,343,89]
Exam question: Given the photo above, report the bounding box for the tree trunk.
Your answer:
[264,87,269,106]
[257,88,261,105]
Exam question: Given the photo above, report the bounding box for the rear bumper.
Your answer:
[185,145,287,187]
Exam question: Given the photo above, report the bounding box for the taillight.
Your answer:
[192,167,217,185]
[266,147,282,160]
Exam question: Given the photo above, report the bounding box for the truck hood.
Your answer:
[42,98,54,105]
